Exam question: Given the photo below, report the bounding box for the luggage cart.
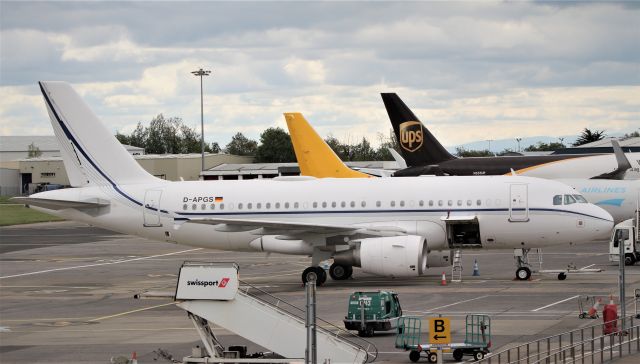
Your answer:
[577,295,599,319]
[395,315,491,362]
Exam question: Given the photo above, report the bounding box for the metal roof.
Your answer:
[574,137,639,148]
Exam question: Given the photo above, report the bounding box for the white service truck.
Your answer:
[609,217,640,266]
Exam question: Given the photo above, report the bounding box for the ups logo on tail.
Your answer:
[399,121,423,152]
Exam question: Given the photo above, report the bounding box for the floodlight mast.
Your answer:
[191,68,211,174]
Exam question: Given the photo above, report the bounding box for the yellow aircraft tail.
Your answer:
[284,113,371,178]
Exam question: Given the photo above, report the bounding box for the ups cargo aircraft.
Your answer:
[17,82,612,285]
[382,93,640,180]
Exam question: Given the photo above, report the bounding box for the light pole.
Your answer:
[191,68,211,173]
[486,139,493,155]
[515,138,522,153]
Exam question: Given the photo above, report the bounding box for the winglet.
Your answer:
[591,139,632,180]
[284,113,371,178]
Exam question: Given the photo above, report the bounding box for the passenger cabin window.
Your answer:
[429,200,434,207]
[238,203,243,210]
[247,203,252,209]
[341,201,346,208]
[564,195,577,205]
[201,204,206,210]
[400,201,405,207]
[350,201,356,208]
[257,203,262,209]
[210,204,215,210]
[438,200,443,207]
[266,203,271,209]
[376,201,381,207]
[313,202,318,208]
[553,195,563,205]
[183,204,188,210]
[275,202,281,209]
[285,202,289,209]
[391,201,396,207]
[294,202,299,209]
[361,201,366,207]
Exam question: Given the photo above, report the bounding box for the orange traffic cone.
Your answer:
[441,271,447,286]
[588,298,601,317]
[131,352,138,364]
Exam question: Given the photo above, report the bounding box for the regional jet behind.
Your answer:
[18,82,613,284]
[382,93,640,180]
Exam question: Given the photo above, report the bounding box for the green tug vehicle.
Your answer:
[343,291,403,337]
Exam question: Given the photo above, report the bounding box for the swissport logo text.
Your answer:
[186,277,231,288]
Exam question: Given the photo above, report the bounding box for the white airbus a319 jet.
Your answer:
[17,82,613,284]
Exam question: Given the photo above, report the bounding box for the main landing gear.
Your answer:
[301,263,354,285]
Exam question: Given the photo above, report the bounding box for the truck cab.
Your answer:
[343,291,402,337]
[609,218,640,266]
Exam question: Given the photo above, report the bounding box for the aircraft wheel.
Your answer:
[453,349,464,361]
[302,267,322,284]
[409,350,421,362]
[329,263,352,280]
[516,267,531,280]
[558,272,567,280]
[317,267,327,285]
[473,351,485,361]
[427,352,438,363]
[624,254,635,266]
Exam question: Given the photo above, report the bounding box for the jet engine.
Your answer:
[334,235,427,277]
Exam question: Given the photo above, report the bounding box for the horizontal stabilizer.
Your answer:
[12,197,110,210]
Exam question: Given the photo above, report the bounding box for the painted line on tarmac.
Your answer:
[88,302,177,322]
[0,248,202,279]
[423,295,490,311]
[531,295,580,312]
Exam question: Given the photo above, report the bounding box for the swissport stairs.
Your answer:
[176,276,377,363]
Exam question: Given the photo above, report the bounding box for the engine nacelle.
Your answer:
[335,235,427,277]
[249,236,313,255]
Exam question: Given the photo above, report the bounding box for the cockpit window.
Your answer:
[573,194,588,203]
[553,195,563,205]
[564,195,577,205]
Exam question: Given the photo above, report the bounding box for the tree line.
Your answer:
[115,115,632,161]
[115,114,398,163]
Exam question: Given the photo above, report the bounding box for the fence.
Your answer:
[481,315,640,364]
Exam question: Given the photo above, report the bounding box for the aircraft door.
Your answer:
[509,184,529,222]
[143,190,163,227]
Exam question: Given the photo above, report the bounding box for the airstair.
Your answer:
[172,262,376,363]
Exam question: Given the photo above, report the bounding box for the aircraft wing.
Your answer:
[12,197,110,210]
[185,217,407,238]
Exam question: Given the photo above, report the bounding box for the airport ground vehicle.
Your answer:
[395,315,491,362]
[609,217,640,265]
[343,291,402,337]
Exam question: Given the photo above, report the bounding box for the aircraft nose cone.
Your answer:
[589,204,614,240]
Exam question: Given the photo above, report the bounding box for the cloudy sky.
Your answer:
[1,1,638,149]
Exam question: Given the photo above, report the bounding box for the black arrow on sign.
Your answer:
[433,334,448,340]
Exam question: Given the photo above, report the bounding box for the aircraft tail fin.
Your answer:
[39,81,158,187]
[284,113,371,178]
[381,93,455,166]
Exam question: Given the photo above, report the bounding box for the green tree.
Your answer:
[27,143,42,158]
[115,132,130,145]
[349,137,377,161]
[455,147,492,157]
[225,132,258,156]
[325,135,350,160]
[573,128,605,146]
[524,142,565,152]
[255,127,296,163]
[209,142,221,153]
[622,131,639,140]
